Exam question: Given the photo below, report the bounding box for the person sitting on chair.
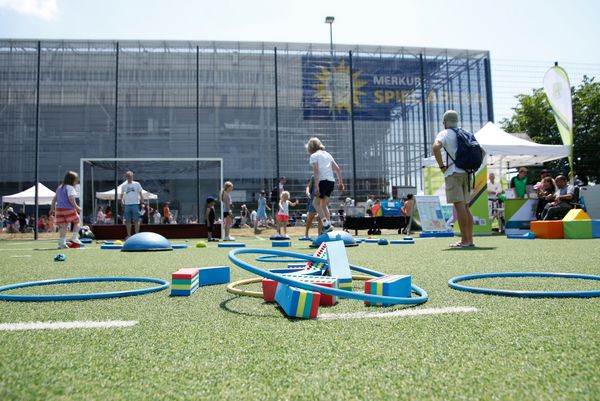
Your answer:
[541,175,576,220]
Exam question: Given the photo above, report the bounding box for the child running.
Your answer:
[306,137,344,233]
[221,181,235,241]
[304,175,322,238]
[254,190,270,234]
[276,191,298,238]
[205,196,218,242]
[50,171,82,249]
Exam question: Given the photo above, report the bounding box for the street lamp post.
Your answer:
[325,16,334,57]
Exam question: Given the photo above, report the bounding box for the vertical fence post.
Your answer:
[419,53,428,158]
[113,42,119,223]
[483,57,494,122]
[348,50,357,200]
[274,47,280,187]
[34,41,41,240]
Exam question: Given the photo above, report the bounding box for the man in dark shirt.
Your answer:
[542,175,576,220]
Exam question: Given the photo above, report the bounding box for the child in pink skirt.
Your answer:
[51,171,82,249]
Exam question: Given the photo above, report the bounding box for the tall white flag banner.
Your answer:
[543,65,573,176]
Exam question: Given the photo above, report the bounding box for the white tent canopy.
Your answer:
[423,122,569,168]
[95,181,158,200]
[2,183,56,205]
[474,122,569,167]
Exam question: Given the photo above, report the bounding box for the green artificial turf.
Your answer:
[0,235,599,401]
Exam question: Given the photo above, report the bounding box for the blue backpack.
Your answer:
[446,128,484,173]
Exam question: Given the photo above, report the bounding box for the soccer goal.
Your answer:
[80,158,223,227]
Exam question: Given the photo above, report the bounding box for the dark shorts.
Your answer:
[318,180,335,199]
[207,224,214,233]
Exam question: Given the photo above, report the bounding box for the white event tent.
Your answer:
[423,122,569,170]
[474,122,569,169]
[2,183,56,206]
[95,181,158,201]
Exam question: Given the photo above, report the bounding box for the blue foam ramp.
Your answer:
[272,241,291,247]
[218,243,246,248]
[326,240,352,291]
[419,231,454,238]
[198,266,230,286]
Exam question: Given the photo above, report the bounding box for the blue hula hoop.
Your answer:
[229,248,428,305]
[0,277,170,302]
[448,272,600,298]
[255,254,308,263]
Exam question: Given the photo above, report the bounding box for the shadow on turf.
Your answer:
[219,296,285,319]
[442,246,497,251]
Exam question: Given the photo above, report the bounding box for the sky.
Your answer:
[1,0,599,119]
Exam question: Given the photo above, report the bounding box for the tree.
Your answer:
[500,76,600,183]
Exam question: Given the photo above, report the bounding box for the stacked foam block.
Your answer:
[262,274,339,305]
[171,268,199,296]
[274,282,320,319]
[171,266,230,296]
[364,275,412,306]
[531,209,600,239]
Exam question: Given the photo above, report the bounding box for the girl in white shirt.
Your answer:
[276,191,298,238]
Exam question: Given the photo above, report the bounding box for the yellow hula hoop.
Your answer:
[226,274,374,299]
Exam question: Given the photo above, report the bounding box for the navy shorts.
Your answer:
[124,204,141,222]
[318,180,335,199]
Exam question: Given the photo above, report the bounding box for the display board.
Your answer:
[415,195,448,232]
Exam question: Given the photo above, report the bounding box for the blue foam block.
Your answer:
[390,239,415,244]
[298,237,313,241]
[592,220,600,239]
[507,232,535,240]
[80,238,93,244]
[171,244,188,249]
[198,266,230,286]
[419,231,455,238]
[270,235,290,241]
[218,243,246,248]
[170,286,199,296]
[272,241,291,247]
[101,244,123,250]
[363,239,380,243]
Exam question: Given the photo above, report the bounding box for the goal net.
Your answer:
[80,158,223,225]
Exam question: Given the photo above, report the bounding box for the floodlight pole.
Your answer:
[113,42,120,224]
[325,17,335,121]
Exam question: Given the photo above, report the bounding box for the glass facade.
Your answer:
[0,39,491,223]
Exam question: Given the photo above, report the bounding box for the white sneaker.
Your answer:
[58,243,68,249]
[322,224,333,233]
[224,236,235,241]
[70,238,82,245]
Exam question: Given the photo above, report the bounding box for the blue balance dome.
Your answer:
[310,231,358,248]
[121,232,173,252]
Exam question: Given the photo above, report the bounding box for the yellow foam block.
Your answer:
[562,209,591,221]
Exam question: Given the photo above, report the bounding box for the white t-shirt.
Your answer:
[122,181,143,205]
[278,200,291,216]
[487,180,503,198]
[309,150,335,182]
[435,129,466,177]
[65,185,77,197]
[153,211,161,224]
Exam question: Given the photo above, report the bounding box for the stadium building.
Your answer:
[0,40,492,220]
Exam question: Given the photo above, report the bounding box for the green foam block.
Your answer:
[563,220,592,239]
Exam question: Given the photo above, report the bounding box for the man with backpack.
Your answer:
[432,110,484,248]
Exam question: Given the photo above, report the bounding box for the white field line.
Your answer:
[10,255,31,258]
[318,306,477,321]
[0,320,139,331]
[255,236,266,241]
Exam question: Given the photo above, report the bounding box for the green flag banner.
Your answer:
[543,65,573,176]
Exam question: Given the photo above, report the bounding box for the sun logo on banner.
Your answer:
[312,61,367,114]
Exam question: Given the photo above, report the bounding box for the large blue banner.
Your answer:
[302,56,440,121]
